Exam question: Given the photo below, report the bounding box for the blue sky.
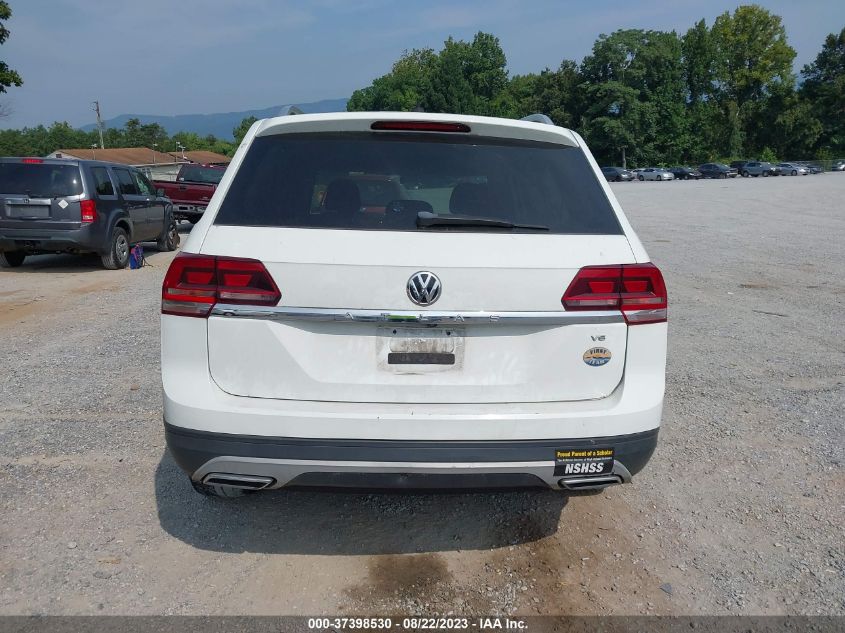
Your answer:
[2,0,843,129]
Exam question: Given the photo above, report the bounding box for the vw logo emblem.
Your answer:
[407,271,442,306]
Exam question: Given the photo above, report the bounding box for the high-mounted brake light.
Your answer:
[22,158,44,164]
[80,199,97,223]
[162,253,281,318]
[370,121,471,133]
[562,263,667,325]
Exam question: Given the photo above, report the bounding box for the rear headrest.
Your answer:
[323,179,361,214]
[449,182,496,216]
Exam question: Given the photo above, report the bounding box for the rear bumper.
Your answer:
[0,224,106,253]
[164,422,658,490]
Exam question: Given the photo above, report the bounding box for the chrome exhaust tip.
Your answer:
[201,473,276,490]
[557,474,623,490]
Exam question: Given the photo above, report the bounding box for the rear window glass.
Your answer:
[215,133,622,234]
[180,165,224,184]
[0,163,83,197]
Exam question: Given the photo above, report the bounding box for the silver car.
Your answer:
[776,162,808,176]
[637,168,674,181]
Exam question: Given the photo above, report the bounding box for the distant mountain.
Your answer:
[81,98,349,140]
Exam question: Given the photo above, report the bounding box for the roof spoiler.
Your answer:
[520,113,554,125]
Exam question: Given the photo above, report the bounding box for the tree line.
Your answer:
[0,118,245,159]
[348,5,844,166]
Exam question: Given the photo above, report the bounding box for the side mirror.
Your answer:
[156,188,165,197]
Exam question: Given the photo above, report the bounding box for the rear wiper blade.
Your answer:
[416,211,549,231]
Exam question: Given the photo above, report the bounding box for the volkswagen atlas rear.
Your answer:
[161,112,668,498]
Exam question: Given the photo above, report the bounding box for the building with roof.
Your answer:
[47,147,178,167]
[167,150,230,165]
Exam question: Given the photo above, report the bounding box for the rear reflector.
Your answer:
[21,158,44,164]
[80,199,97,223]
[562,263,667,324]
[162,253,281,318]
[370,121,471,133]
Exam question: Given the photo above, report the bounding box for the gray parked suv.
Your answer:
[0,158,178,268]
[740,161,777,177]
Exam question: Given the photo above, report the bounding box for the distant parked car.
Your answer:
[730,161,749,172]
[831,160,845,172]
[798,162,823,174]
[601,166,634,182]
[668,166,701,180]
[699,163,739,179]
[637,168,674,181]
[775,162,807,176]
[741,161,777,177]
[0,158,178,269]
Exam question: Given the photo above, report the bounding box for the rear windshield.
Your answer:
[215,133,622,234]
[0,163,84,197]
[180,165,224,184]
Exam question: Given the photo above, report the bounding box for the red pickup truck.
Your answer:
[154,164,225,223]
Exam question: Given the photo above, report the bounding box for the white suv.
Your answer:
[160,112,667,498]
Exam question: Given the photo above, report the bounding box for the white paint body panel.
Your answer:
[163,112,666,441]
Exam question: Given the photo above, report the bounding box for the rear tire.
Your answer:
[101,227,130,270]
[190,479,248,498]
[638,175,644,181]
[0,251,26,268]
[791,170,797,176]
[156,216,180,252]
[719,173,726,179]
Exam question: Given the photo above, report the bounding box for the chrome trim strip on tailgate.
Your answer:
[210,304,624,325]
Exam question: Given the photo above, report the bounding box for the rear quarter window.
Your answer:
[90,167,115,197]
[215,133,622,235]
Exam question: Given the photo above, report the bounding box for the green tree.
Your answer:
[707,5,797,156]
[710,5,796,106]
[580,29,687,165]
[347,32,509,115]
[682,19,715,105]
[800,27,845,153]
[0,0,22,102]
[233,116,258,145]
[348,48,436,111]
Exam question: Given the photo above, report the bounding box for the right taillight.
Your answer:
[162,253,280,318]
[562,263,667,325]
[80,199,97,223]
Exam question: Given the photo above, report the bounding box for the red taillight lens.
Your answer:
[161,254,281,318]
[22,158,44,164]
[216,257,281,304]
[80,199,97,223]
[370,121,471,133]
[562,263,667,325]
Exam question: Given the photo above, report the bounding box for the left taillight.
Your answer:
[562,263,667,325]
[162,253,281,318]
[80,199,97,223]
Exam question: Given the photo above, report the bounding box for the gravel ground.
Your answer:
[0,174,842,616]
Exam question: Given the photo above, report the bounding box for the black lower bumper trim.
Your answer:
[164,422,658,478]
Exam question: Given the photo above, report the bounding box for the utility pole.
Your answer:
[92,101,105,149]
